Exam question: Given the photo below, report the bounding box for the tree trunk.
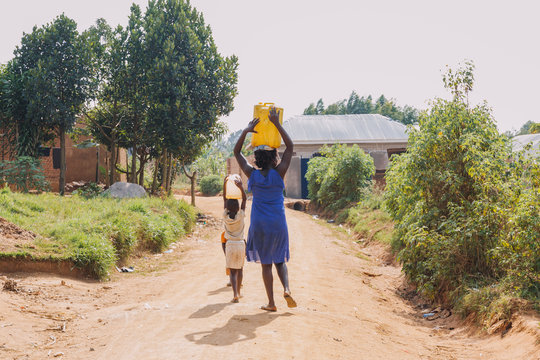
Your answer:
[190,170,196,206]
[166,154,173,195]
[182,165,196,207]
[151,157,159,194]
[59,127,66,196]
[138,155,146,186]
[162,149,169,190]
[109,139,116,186]
[130,143,138,183]
[125,150,129,181]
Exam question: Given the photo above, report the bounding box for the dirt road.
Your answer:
[1,196,539,359]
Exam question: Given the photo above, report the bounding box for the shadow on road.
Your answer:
[207,286,230,296]
[185,312,294,346]
[189,302,233,319]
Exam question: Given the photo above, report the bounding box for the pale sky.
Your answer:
[1,0,539,134]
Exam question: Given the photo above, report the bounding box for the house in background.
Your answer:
[1,127,127,192]
[277,114,409,199]
[512,133,540,160]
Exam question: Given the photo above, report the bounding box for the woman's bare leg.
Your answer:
[275,262,297,307]
[261,264,275,310]
[274,262,290,293]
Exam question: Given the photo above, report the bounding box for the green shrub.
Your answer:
[306,144,374,213]
[493,169,540,303]
[70,235,117,279]
[73,182,103,199]
[108,215,137,261]
[385,62,512,301]
[384,61,540,321]
[199,175,222,196]
[0,156,49,192]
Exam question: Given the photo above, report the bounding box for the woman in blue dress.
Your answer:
[234,107,297,312]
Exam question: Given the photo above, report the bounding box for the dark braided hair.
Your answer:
[254,149,278,169]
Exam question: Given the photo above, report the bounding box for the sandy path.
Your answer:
[1,196,539,359]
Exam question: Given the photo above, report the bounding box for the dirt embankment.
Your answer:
[0,196,539,360]
[0,217,37,253]
[0,217,82,278]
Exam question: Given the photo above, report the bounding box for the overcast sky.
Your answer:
[1,0,539,133]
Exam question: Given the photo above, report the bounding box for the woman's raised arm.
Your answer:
[269,108,294,178]
[233,119,259,178]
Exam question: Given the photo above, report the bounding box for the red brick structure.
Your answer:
[0,127,126,192]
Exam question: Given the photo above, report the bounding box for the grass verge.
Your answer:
[335,186,394,246]
[0,187,196,279]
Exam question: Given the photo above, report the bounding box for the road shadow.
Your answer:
[189,303,233,319]
[185,312,294,346]
[207,286,230,296]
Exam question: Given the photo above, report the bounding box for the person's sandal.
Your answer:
[284,293,297,308]
[260,305,277,312]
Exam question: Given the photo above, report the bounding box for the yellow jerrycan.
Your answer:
[225,174,242,199]
[251,102,284,149]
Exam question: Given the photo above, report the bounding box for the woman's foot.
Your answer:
[260,304,277,312]
[231,297,239,303]
[284,292,297,308]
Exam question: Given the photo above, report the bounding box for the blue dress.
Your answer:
[246,168,290,264]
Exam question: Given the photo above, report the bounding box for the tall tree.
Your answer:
[143,0,238,197]
[122,4,150,184]
[14,14,93,195]
[82,18,134,186]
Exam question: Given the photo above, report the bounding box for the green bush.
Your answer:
[70,234,117,279]
[306,144,374,213]
[384,61,540,322]
[199,174,222,196]
[385,62,511,301]
[0,156,49,192]
[73,182,103,199]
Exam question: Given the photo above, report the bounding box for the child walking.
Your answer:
[222,176,246,303]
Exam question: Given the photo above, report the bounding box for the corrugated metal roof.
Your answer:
[512,134,540,158]
[282,114,408,144]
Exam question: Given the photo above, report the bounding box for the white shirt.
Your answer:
[223,209,245,241]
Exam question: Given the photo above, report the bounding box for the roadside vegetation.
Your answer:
[305,143,392,245]
[306,143,375,214]
[305,62,539,330]
[385,61,539,328]
[0,187,196,278]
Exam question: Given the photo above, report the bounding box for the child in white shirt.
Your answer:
[222,177,246,303]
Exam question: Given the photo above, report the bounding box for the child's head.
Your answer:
[226,199,239,216]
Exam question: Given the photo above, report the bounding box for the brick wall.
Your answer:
[1,126,126,192]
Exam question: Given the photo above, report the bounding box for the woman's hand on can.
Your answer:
[246,118,259,133]
[269,107,281,126]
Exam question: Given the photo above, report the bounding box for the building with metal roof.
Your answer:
[278,114,409,198]
[512,134,540,159]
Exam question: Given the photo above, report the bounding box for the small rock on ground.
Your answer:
[105,182,146,199]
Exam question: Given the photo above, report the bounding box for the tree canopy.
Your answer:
[1,0,239,196]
